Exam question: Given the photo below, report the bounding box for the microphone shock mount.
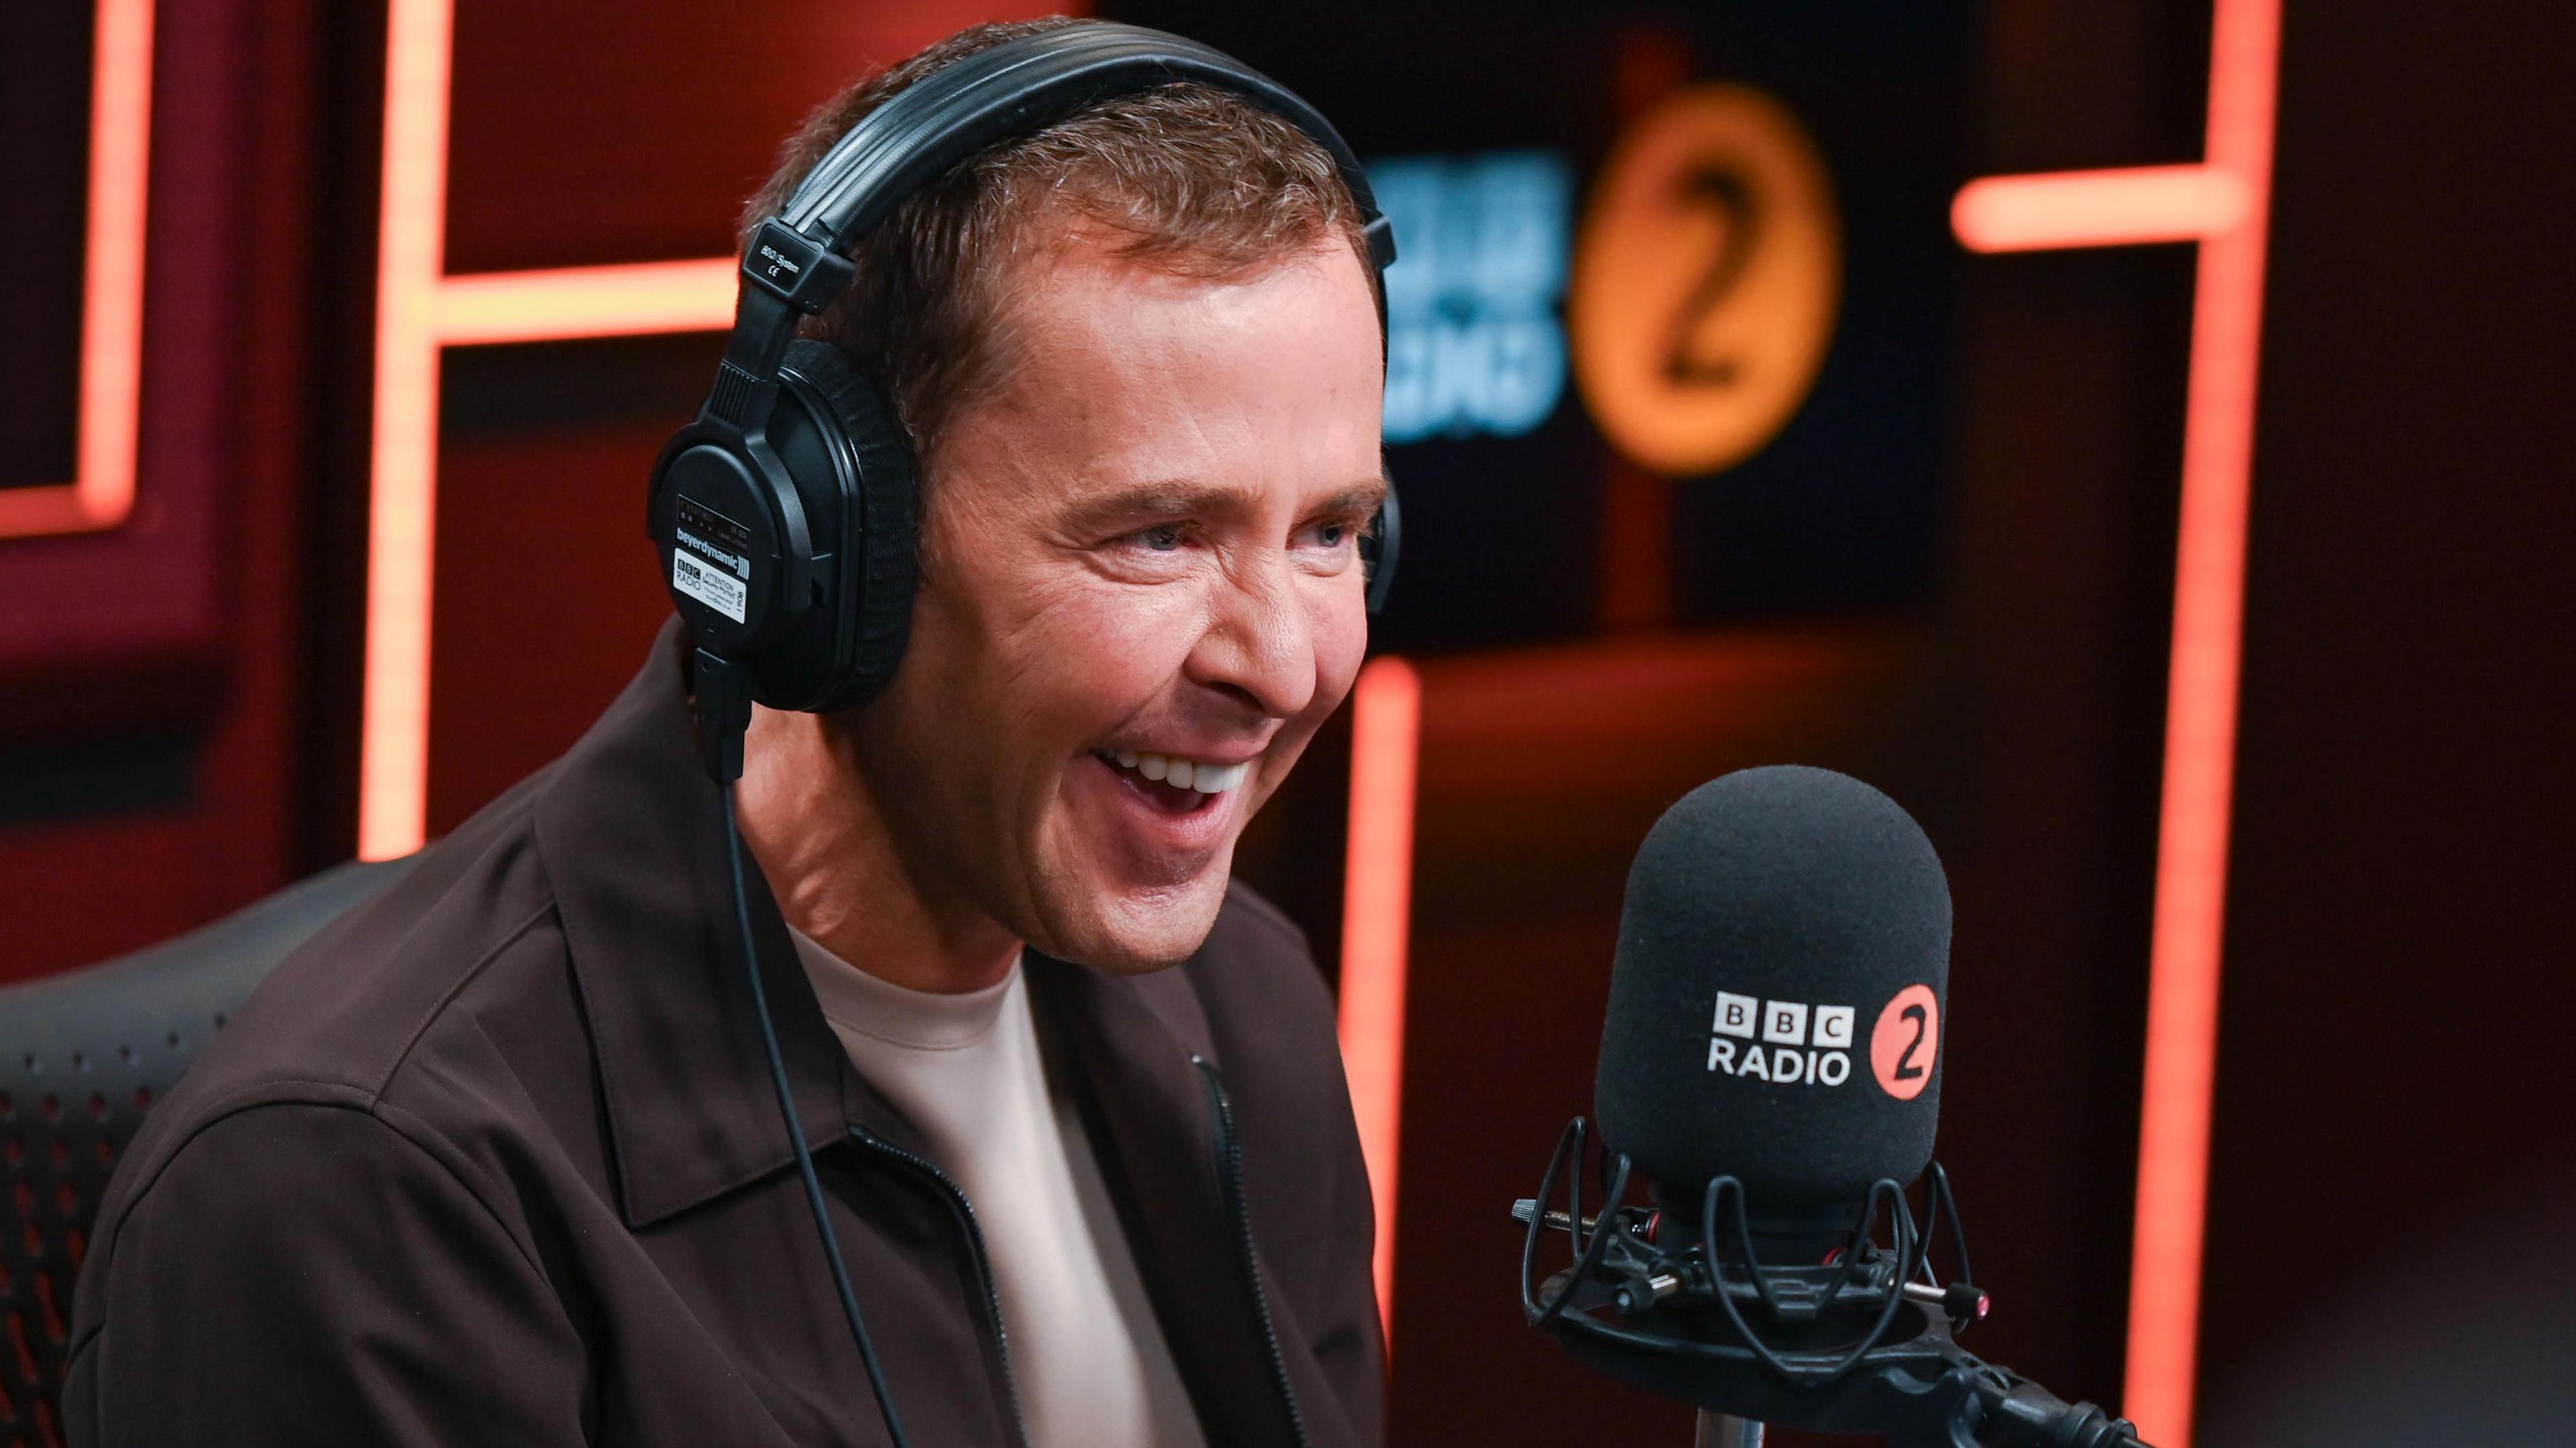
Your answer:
[1515,1118,2148,1448]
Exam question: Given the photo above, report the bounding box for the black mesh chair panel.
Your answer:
[0,857,412,1447]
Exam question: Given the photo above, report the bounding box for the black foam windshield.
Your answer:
[1595,766,1951,1212]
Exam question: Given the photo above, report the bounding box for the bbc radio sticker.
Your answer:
[673,548,746,622]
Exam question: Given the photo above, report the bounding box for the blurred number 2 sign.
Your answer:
[1569,85,1841,478]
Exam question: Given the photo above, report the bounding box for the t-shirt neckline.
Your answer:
[788,927,1024,1052]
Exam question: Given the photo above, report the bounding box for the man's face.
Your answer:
[850,231,1385,972]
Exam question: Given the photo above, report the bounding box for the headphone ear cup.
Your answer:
[767,339,918,710]
[1362,475,1399,616]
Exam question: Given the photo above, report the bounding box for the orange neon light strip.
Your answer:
[1951,164,2249,254]
[0,0,155,539]
[434,258,739,347]
[360,250,741,852]
[1336,655,1421,1341]
[2124,0,2279,1441]
[1950,4,2280,1443]
[358,0,453,861]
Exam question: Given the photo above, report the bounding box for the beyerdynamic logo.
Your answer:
[1706,985,1941,1099]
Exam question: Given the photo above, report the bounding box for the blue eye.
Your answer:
[1140,524,1185,552]
[1316,522,1348,547]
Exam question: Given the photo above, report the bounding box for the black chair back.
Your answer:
[0,858,411,1447]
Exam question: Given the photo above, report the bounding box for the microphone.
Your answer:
[1513,767,2149,1448]
[1599,765,1949,1236]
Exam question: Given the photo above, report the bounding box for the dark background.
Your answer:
[3,1,2570,1443]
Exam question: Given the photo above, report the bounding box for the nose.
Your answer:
[1184,547,1318,721]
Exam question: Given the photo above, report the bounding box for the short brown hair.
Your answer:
[741,18,1375,475]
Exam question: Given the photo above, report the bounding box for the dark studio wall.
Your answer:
[0,0,388,977]
[2194,0,2576,1439]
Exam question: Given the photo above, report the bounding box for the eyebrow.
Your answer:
[1318,476,1393,520]
[1059,475,1389,533]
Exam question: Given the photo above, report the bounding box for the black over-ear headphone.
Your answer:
[655,27,1401,1445]
[649,21,1400,777]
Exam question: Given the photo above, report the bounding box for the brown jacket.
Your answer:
[65,626,1384,1446]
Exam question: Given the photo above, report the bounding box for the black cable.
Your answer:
[723,784,912,1448]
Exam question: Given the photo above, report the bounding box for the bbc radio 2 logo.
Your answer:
[1706,985,1940,1099]
[1707,993,1855,1087]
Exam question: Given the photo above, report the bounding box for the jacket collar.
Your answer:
[533,629,1308,1447]
[535,622,859,1227]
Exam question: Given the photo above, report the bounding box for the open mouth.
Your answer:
[1089,748,1250,814]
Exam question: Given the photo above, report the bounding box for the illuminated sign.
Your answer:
[1568,84,1841,478]
[1373,151,1574,444]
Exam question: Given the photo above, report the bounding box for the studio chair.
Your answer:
[0,856,414,1447]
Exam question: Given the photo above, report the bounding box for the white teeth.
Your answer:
[1097,750,1252,795]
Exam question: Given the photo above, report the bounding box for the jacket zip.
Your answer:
[847,1127,1031,1448]
[1190,1055,1312,1448]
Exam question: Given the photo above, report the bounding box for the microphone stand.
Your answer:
[1519,1131,2149,1448]
[1695,1412,1764,1448]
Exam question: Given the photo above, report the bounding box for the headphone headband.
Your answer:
[782,25,1393,263]
[722,21,1394,402]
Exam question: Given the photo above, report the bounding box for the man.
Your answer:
[67,19,1387,1447]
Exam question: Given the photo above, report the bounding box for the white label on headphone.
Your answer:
[673,547,746,622]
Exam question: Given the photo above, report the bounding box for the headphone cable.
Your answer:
[724,781,913,1448]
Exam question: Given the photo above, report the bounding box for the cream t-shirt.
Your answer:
[790,930,1209,1448]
